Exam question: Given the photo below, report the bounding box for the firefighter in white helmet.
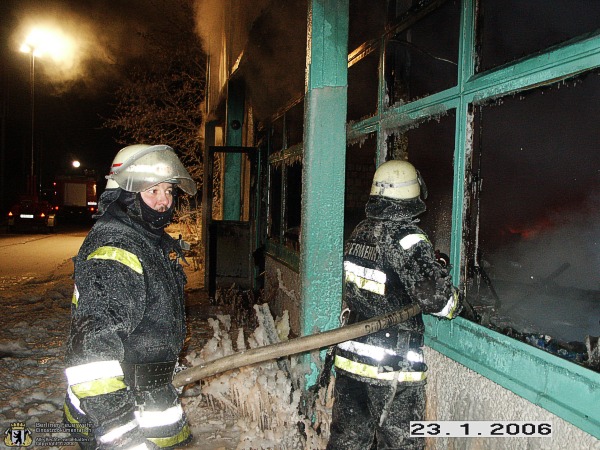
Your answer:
[327,160,461,450]
[63,144,196,449]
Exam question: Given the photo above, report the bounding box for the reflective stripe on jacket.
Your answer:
[64,205,190,449]
[338,195,460,385]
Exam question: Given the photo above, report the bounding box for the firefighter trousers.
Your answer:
[327,372,425,450]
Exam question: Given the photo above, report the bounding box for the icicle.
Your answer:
[236,328,246,351]
[192,309,311,448]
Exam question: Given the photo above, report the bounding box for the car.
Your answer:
[7,195,57,233]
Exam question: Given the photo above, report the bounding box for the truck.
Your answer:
[52,174,98,223]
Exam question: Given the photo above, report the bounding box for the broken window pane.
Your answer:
[345,133,377,240]
[284,162,302,252]
[466,73,600,367]
[477,0,600,73]
[347,50,380,122]
[392,111,456,252]
[268,165,282,241]
[384,0,459,106]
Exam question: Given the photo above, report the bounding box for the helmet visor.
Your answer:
[108,146,197,195]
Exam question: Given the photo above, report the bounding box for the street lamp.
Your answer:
[19,40,40,195]
[19,27,72,197]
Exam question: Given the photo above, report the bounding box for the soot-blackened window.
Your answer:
[466,73,600,366]
[477,0,600,74]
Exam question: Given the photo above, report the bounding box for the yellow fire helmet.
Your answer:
[370,160,427,200]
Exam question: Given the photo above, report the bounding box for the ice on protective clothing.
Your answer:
[63,191,191,449]
[329,194,458,450]
[338,195,459,380]
[327,374,425,450]
[66,209,188,366]
[346,196,457,318]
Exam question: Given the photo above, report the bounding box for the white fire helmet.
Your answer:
[370,160,427,200]
[105,144,197,195]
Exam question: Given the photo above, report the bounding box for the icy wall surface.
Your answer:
[423,347,599,449]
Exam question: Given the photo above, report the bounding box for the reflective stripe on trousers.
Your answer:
[334,355,426,382]
[63,401,191,448]
[337,340,424,363]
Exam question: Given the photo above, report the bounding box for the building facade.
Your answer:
[199,0,600,445]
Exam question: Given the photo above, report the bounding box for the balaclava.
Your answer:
[115,189,175,233]
[138,192,176,229]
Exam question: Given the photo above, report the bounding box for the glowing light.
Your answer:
[507,216,555,240]
[20,27,75,63]
[72,160,81,168]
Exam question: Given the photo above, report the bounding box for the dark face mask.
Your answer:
[138,193,175,230]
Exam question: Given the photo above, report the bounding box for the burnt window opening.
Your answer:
[348,0,387,54]
[348,50,380,123]
[348,1,461,119]
[465,73,600,370]
[283,162,303,252]
[345,134,377,240]
[356,0,460,43]
[390,111,456,252]
[346,0,600,373]
[477,0,600,74]
[286,99,304,149]
[267,159,303,252]
[384,0,460,106]
[268,165,282,241]
[266,103,304,255]
[270,117,284,155]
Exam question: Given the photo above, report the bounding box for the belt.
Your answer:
[122,360,177,389]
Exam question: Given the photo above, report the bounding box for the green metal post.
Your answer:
[223,80,245,220]
[449,0,476,281]
[301,0,349,384]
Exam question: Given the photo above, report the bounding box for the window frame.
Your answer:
[265,98,305,271]
[346,0,600,437]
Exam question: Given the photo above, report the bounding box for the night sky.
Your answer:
[0,0,195,211]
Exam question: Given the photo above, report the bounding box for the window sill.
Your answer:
[265,239,299,272]
[424,315,600,438]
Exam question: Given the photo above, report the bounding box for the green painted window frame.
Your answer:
[265,115,304,271]
[347,0,600,438]
[265,238,300,272]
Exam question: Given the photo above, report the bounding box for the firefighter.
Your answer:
[63,144,197,449]
[327,160,461,450]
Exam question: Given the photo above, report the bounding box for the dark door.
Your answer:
[203,146,258,296]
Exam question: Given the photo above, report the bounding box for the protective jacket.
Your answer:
[334,195,460,385]
[63,191,191,449]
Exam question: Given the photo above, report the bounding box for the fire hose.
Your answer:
[173,303,421,388]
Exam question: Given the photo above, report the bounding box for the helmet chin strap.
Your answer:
[416,170,428,200]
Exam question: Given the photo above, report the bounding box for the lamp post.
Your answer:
[19,26,72,197]
[19,42,38,195]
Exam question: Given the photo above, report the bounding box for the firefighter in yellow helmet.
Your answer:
[327,160,461,450]
[63,145,196,449]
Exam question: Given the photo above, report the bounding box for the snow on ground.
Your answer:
[0,274,80,449]
[0,267,331,450]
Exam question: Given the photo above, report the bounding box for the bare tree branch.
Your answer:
[103,0,206,192]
